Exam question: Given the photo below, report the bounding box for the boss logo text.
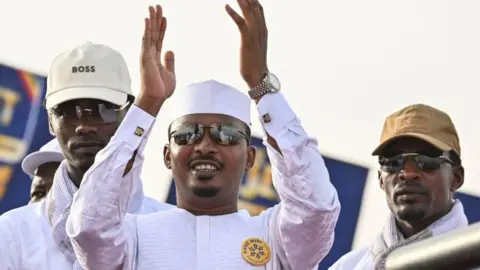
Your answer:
[72,66,96,73]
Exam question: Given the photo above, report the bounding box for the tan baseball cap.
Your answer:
[45,42,132,109]
[372,104,461,156]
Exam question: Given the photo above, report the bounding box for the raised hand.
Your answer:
[225,0,268,88]
[138,5,176,116]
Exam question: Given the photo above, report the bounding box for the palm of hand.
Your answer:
[225,0,269,88]
[140,5,176,100]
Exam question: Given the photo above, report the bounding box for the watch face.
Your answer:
[267,73,281,91]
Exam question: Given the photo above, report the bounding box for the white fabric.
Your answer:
[45,42,132,109]
[47,160,171,269]
[0,125,173,269]
[21,138,64,176]
[329,200,469,270]
[0,197,171,270]
[67,93,341,270]
[167,80,251,125]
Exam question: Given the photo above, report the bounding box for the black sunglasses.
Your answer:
[49,100,131,125]
[169,123,249,146]
[379,152,455,174]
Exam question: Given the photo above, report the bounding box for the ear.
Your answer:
[450,165,464,192]
[245,145,256,171]
[163,144,172,169]
[378,170,385,190]
[48,115,55,137]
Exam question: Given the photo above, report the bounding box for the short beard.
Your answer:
[396,206,427,221]
[192,187,219,197]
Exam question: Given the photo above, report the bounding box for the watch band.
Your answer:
[248,77,272,99]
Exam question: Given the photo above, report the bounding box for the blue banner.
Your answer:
[0,64,52,214]
[456,192,480,224]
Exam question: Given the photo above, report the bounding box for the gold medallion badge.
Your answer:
[241,237,271,266]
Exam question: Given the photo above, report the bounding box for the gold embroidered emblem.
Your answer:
[134,127,144,137]
[241,237,271,266]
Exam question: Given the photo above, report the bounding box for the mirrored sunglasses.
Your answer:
[169,123,249,146]
[379,152,454,174]
[49,101,130,125]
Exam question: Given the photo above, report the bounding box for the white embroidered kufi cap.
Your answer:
[168,80,251,125]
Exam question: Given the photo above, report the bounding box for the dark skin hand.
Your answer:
[135,5,175,116]
[226,0,281,153]
[125,5,177,176]
[136,2,280,154]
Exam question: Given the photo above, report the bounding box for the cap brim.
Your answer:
[371,133,452,156]
[21,151,64,176]
[45,87,128,109]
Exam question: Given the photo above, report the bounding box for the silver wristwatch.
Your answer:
[248,72,281,99]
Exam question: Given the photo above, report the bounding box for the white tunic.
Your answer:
[0,149,173,270]
[67,93,341,270]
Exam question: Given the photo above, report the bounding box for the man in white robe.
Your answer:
[0,42,173,270]
[329,104,468,270]
[67,2,340,270]
[22,138,64,203]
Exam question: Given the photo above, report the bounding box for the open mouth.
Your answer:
[189,160,221,180]
[189,160,221,171]
[192,164,219,172]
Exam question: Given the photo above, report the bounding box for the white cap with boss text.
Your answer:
[45,41,132,109]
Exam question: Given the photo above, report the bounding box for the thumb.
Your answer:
[164,51,175,73]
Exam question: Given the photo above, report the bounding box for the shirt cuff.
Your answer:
[137,119,155,156]
[256,92,297,138]
[112,105,156,150]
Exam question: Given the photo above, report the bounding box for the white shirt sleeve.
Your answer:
[258,92,341,270]
[66,105,154,270]
[0,214,20,269]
